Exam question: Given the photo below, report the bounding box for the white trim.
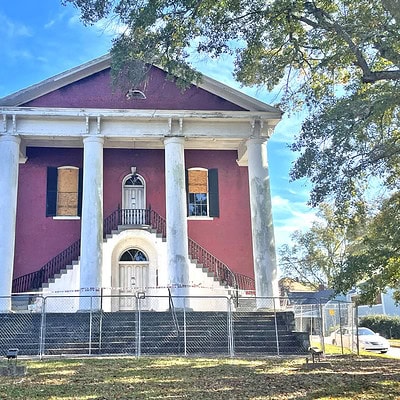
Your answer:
[187,216,214,221]
[52,216,80,220]
[0,107,280,152]
[1,106,280,120]
[58,165,79,170]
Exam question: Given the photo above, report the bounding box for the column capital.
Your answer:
[164,136,185,146]
[246,137,268,147]
[0,135,21,145]
[83,136,104,145]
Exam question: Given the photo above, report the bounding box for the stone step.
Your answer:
[0,311,307,356]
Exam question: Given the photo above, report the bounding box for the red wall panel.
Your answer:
[14,148,253,280]
[23,67,246,111]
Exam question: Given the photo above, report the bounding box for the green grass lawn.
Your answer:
[1,355,400,400]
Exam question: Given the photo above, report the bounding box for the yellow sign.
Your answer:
[329,309,335,316]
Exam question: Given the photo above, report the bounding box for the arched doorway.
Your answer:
[122,173,146,224]
[119,248,149,310]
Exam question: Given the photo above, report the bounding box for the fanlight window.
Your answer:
[124,175,144,187]
[119,248,148,262]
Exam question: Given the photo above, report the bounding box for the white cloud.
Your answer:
[0,13,32,38]
[271,194,317,248]
[67,12,81,27]
[44,20,55,29]
[7,49,34,61]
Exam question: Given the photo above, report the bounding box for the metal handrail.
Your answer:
[12,208,255,293]
[188,238,237,288]
[103,208,166,238]
[12,239,81,293]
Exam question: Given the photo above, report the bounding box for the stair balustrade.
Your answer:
[12,239,81,293]
[12,208,255,293]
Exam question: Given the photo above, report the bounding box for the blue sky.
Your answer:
[0,0,316,249]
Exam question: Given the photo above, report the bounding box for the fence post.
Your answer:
[183,297,187,356]
[98,307,103,354]
[228,297,234,357]
[39,296,46,359]
[273,297,280,356]
[135,295,141,357]
[89,296,93,355]
[338,301,344,355]
[319,301,325,352]
[354,302,359,355]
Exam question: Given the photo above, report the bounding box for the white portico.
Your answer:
[0,55,282,312]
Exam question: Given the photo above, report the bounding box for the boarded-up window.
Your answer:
[57,167,79,216]
[188,169,208,216]
[46,166,82,217]
[188,170,207,193]
[187,168,219,217]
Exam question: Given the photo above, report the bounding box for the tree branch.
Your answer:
[299,5,400,83]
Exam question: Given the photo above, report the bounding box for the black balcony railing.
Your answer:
[12,208,255,293]
[103,208,166,239]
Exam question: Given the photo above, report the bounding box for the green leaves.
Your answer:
[63,1,400,109]
[279,203,355,289]
[66,0,400,301]
[291,81,400,206]
[334,193,400,304]
[282,193,400,305]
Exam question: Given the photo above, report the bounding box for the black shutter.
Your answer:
[46,167,58,217]
[77,168,83,216]
[208,169,219,217]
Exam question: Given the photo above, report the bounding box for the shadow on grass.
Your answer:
[0,356,400,399]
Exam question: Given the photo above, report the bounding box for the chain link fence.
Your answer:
[292,300,358,355]
[0,294,356,358]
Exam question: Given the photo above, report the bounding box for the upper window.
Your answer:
[57,167,79,216]
[186,168,219,218]
[46,166,82,217]
[188,169,208,216]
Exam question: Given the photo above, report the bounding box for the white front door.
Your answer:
[123,174,145,224]
[119,262,149,310]
[118,248,149,311]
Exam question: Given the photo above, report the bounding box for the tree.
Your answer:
[64,0,400,300]
[278,203,361,289]
[333,192,400,304]
[280,195,400,305]
[63,0,400,202]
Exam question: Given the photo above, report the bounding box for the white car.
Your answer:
[331,327,390,353]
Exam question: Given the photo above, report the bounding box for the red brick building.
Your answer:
[0,55,281,311]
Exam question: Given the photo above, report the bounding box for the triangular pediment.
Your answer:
[0,55,280,113]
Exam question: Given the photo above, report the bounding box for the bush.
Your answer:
[359,315,400,339]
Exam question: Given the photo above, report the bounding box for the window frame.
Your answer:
[46,166,83,219]
[186,167,219,219]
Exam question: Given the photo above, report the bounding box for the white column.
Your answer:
[247,138,279,306]
[164,137,190,307]
[0,135,20,312]
[79,136,104,310]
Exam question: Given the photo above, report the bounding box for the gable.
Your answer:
[21,66,246,111]
[0,55,281,113]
